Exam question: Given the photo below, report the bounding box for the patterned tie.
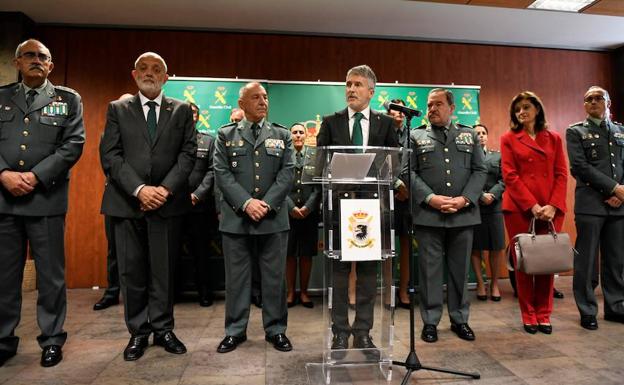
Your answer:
[146,101,157,140]
[252,123,261,140]
[352,112,364,146]
[26,90,37,108]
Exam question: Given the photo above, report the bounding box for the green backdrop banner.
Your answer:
[163,78,480,137]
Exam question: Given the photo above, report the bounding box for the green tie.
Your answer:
[352,112,364,146]
[26,90,37,108]
[146,101,157,140]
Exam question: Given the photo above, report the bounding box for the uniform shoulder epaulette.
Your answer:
[568,121,584,128]
[456,123,472,130]
[271,122,287,129]
[488,149,500,153]
[414,124,427,130]
[55,85,79,95]
[220,121,237,129]
[0,82,18,90]
[613,121,623,126]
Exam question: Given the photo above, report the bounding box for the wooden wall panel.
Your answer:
[34,26,614,287]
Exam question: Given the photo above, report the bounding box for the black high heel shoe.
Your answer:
[523,324,538,334]
[538,324,552,334]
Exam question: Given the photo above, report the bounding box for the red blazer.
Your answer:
[500,129,568,218]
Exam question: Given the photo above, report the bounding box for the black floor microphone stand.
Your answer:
[391,113,480,384]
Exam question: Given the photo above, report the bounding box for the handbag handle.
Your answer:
[528,217,558,240]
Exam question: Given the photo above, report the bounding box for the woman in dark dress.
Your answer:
[286,123,320,308]
[470,124,505,302]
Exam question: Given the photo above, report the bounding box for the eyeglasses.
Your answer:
[584,95,605,103]
[18,51,51,62]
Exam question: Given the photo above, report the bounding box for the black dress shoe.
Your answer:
[421,324,438,343]
[490,295,502,302]
[523,324,538,334]
[352,334,376,349]
[154,331,186,354]
[199,290,214,307]
[265,333,292,352]
[41,345,62,367]
[0,351,16,367]
[287,298,298,308]
[397,301,411,309]
[299,296,314,308]
[538,324,552,334]
[604,312,624,323]
[124,335,149,361]
[553,288,564,299]
[251,294,263,308]
[580,315,598,330]
[476,294,487,301]
[451,323,475,341]
[93,296,119,311]
[217,334,247,353]
[331,333,349,359]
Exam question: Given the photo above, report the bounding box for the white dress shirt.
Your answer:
[348,105,371,146]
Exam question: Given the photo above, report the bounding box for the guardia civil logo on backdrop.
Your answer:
[163,78,480,138]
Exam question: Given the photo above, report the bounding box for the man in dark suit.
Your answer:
[214,82,294,353]
[567,86,624,330]
[410,88,486,343]
[0,39,85,367]
[94,94,133,312]
[316,65,398,353]
[100,52,196,361]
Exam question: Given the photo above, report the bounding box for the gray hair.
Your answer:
[134,52,168,73]
[15,39,51,60]
[238,82,264,98]
[428,88,455,106]
[346,65,377,90]
[586,86,610,102]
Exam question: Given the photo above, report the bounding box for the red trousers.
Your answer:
[504,212,562,325]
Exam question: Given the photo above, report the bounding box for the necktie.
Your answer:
[26,90,37,108]
[252,123,260,140]
[146,101,157,140]
[296,151,303,166]
[352,112,364,146]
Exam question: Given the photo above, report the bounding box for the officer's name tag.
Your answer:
[455,132,474,145]
[42,102,68,116]
[416,139,432,146]
[265,138,285,149]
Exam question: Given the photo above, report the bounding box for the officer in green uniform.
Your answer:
[410,88,486,343]
[214,82,295,353]
[183,103,217,307]
[0,39,85,367]
[566,86,624,330]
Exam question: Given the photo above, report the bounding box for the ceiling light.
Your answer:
[528,0,595,12]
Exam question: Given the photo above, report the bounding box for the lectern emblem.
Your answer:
[347,211,375,248]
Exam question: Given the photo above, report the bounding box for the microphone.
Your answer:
[383,101,422,117]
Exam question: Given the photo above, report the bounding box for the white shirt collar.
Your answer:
[138,90,164,106]
[348,105,370,120]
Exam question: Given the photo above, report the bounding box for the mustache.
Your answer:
[29,64,44,71]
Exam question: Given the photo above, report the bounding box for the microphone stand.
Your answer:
[391,112,480,384]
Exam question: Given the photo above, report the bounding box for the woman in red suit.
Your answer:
[500,91,568,334]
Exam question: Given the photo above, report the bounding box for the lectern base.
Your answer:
[306,361,392,385]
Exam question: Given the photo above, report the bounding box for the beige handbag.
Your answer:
[508,218,575,275]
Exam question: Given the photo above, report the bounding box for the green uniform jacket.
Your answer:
[214,119,295,234]
[567,118,624,216]
[0,81,85,216]
[410,123,486,228]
